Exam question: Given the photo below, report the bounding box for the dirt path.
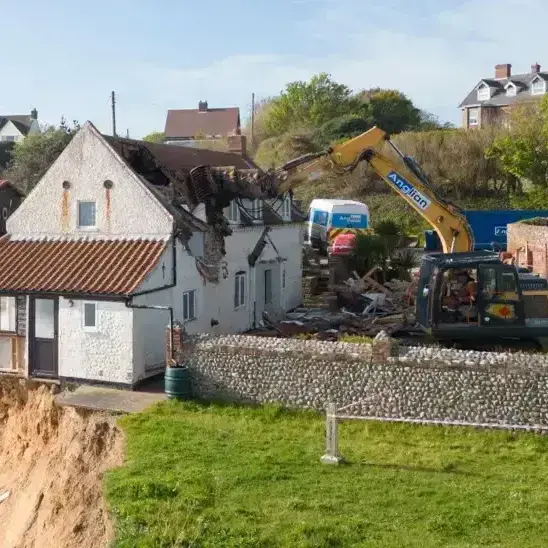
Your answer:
[0,377,124,548]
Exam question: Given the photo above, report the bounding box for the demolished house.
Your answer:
[0,121,304,387]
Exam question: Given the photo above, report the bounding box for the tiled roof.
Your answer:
[164,107,240,139]
[0,115,33,135]
[0,236,167,296]
[459,70,548,107]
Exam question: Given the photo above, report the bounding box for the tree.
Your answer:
[418,110,454,131]
[5,118,80,194]
[0,141,16,173]
[261,73,364,138]
[486,95,548,187]
[142,131,165,143]
[356,88,421,134]
[254,132,319,169]
[312,114,372,148]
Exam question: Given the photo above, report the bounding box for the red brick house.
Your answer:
[459,63,548,129]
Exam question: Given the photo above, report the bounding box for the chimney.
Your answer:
[198,100,208,112]
[30,108,38,120]
[227,134,247,155]
[495,63,512,79]
[532,63,541,74]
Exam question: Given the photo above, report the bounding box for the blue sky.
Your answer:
[2,0,546,138]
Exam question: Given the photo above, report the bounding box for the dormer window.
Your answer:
[477,83,490,101]
[506,83,517,97]
[532,77,546,95]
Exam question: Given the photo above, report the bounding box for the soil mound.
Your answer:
[0,377,123,548]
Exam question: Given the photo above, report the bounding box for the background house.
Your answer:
[459,63,547,129]
[0,122,302,388]
[164,101,241,147]
[0,110,39,142]
[0,181,23,235]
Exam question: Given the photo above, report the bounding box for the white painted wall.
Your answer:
[58,297,134,385]
[7,122,173,239]
[0,120,24,142]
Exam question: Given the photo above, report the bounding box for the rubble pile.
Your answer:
[273,269,419,341]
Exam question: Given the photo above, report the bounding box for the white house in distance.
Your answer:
[0,110,40,142]
[0,122,303,388]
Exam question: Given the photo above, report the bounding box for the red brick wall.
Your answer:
[507,223,548,277]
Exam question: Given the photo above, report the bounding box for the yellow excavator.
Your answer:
[272,126,548,347]
[274,125,474,254]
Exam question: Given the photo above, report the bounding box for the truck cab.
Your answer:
[416,252,548,345]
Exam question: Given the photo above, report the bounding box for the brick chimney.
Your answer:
[495,63,512,79]
[227,134,247,155]
[198,100,208,112]
[532,63,541,74]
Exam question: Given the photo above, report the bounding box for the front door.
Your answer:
[29,297,58,378]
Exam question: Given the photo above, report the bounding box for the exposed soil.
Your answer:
[0,377,124,548]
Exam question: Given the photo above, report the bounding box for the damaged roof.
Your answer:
[0,236,167,296]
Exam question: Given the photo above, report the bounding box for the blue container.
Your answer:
[424,209,548,252]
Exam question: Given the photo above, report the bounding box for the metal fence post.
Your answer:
[321,403,344,465]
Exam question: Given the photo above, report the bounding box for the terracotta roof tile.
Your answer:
[164,107,240,139]
[0,236,167,296]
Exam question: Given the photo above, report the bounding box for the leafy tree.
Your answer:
[418,110,454,131]
[5,118,80,194]
[0,141,16,173]
[142,131,165,143]
[486,95,548,187]
[312,114,372,148]
[261,73,364,138]
[356,88,421,134]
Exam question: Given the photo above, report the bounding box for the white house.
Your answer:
[0,122,303,388]
[0,110,40,142]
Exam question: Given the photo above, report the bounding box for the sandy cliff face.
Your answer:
[0,378,123,548]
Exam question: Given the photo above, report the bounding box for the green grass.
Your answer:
[106,402,548,547]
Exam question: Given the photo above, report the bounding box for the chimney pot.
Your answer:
[495,63,512,79]
[198,100,208,112]
[532,63,541,74]
[227,134,247,156]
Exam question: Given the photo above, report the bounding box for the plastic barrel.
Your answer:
[164,366,191,400]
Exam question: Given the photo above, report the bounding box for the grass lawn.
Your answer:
[106,402,548,547]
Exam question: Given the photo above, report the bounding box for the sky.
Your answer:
[2,0,547,138]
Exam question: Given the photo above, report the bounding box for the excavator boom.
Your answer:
[277,126,474,253]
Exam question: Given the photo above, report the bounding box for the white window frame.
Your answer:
[182,290,197,322]
[82,301,98,331]
[477,84,490,101]
[506,83,517,97]
[234,272,246,309]
[77,200,97,229]
[532,77,546,95]
[226,200,240,223]
[468,108,479,127]
[0,296,16,333]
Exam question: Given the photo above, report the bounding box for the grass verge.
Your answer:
[106,401,548,547]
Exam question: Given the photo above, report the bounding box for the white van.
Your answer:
[305,199,370,252]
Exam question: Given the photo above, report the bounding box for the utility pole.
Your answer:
[111,91,117,137]
[251,92,255,148]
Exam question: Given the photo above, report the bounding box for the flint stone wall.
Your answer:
[180,334,548,427]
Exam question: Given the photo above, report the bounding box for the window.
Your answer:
[0,297,16,332]
[234,272,246,308]
[1,135,16,142]
[506,84,517,97]
[532,78,545,95]
[468,108,479,127]
[2,207,7,220]
[83,302,97,330]
[183,290,197,322]
[477,84,490,101]
[78,201,96,228]
[226,200,240,223]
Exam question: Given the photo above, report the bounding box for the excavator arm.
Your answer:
[275,126,474,253]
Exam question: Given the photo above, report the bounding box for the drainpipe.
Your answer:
[130,226,179,297]
[125,302,176,363]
